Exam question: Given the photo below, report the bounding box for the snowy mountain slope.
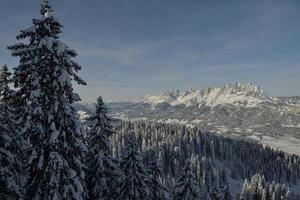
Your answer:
[75,83,300,155]
[142,82,271,108]
[278,96,300,107]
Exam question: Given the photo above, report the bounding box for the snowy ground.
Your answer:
[77,105,300,156]
[210,125,300,156]
[250,135,300,156]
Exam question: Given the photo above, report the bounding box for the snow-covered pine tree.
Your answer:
[0,65,22,134]
[147,155,170,200]
[0,65,23,199]
[240,179,252,200]
[0,65,15,131]
[173,160,201,200]
[7,1,87,199]
[250,173,265,200]
[86,96,120,200]
[119,133,148,200]
[0,65,12,108]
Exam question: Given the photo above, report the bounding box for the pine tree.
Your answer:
[250,173,265,200]
[8,1,87,199]
[0,65,14,131]
[147,156,170,200]
[0,65,12,107]
[174,160,201,200]
[240,179,251,200]
[0,65,23,199]
[119,133,148,200]
[86,96,120,200]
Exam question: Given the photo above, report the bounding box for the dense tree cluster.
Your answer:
[86,96,120,200]
[239,174,296,200]
[112,121,300,199]
[1,1,300,199]
[0,65,23,199]
[174,160,201,200]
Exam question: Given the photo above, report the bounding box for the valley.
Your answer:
[76,83,300,155]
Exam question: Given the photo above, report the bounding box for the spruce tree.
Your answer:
[0,65,14,131]
[240,179,252,200]
[147,156,170,200]
[174,160,201,200]
[0,65,12,108]
[119,133,148,200]
[0,65,22,199]
[250,173,265,200]
[86,96,120,200]
[8,1,87,199]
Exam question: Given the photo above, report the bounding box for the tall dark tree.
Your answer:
[0,65,12,107]
[0,65,14,131]
[8,1,87,199]
[86,96,120,200]
[174,160,201,200]
[119,133,148,200]
[0,65,23,199]
[250,174,265,200]
[147,156,170,200]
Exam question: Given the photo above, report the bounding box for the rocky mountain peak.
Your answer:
[142,82,271,107]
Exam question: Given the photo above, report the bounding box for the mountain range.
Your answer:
[75,82,300,155]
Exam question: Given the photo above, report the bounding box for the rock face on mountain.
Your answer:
[142,82,271,108]
[75,83,300,155]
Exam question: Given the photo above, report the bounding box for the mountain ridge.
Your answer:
[141,82,274,108]
[74,83,300,155]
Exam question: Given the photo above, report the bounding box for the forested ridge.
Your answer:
[113,121,300,185]
[110,120,300,199]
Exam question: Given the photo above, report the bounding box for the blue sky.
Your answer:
[0,0,300,102]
